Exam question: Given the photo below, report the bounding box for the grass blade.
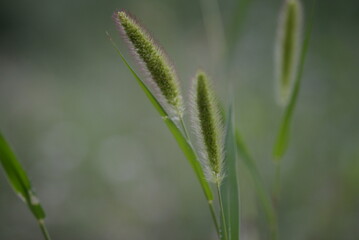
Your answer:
[0,131,51,240]
[235,129,278,239]
[273,1,316,162]
[107,32,214,201]
[220,105,240,240]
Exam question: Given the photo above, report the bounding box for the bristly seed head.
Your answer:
[190,71,224,184]
[275,0,303,105]
[113,11,183,117]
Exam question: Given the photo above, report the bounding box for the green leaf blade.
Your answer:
[0,132,31,198]
[0,131,47,223]
[163,118,213,200]
[221,105,240,240]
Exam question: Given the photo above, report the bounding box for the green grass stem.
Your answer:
[209,200,221,238]
[217,183,229,240]
[235,129,278,240]
[179,116,221,237]
[39,221,52,240]
[273,162,281,209]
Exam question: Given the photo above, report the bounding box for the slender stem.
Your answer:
[38,221,51,240]
[217,183,229,240]
[273,162,281,209]
[179,117,190,140]
[179,116,221,237]
[208,200,221,238]
[271,162,281,240]
[235,130,278,240]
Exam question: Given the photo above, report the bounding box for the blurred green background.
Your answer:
[0,0,358,239]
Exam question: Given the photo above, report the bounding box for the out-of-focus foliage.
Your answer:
[0,0,358,239]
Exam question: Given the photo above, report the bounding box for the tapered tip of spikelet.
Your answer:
[113,10,183,117]
[190,71,224,184]
[275,0,303,106]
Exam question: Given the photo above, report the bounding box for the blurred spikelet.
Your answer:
[113,11,183,117]
[190,71,224,184]
[275,0,303,105]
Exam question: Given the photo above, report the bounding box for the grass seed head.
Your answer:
[275,0,303,105]
[190,71,224,184]
[114,11,183,117]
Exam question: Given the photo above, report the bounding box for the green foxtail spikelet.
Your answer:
[275,0,303,105]
[114,11,183,117]
[190,71,224,184]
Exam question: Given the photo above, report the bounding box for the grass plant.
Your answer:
[111,1,314,239]
[0,1,315,239]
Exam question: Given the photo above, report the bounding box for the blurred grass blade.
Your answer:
[221,105,240,240]
[107,32,213,201]
[0,131,51,240]
[199,0,227,70]
[273,1,316,161]
[235,129,278,239]
[227,0,252,62]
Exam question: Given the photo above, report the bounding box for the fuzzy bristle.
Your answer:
[190,71,224,183]
[275,0,303,105]
[113,11,183,116]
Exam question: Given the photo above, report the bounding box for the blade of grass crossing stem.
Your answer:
[0,131,51,240]
[220,105,240,240]
[235,129,278,239]
[273,1,316,162]
[107,32,214,201]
